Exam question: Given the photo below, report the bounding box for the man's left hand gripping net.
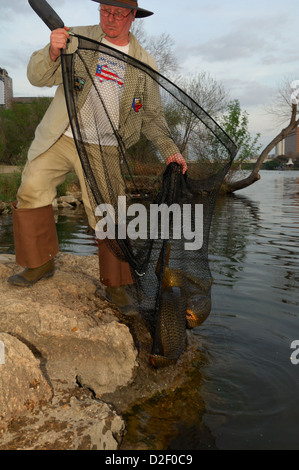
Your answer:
[61,36,238,368]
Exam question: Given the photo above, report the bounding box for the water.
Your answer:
[0,170,298,449]
[0,206,98,257]
[201,170,299,449]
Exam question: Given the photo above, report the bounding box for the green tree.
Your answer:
[220,99,261,169]
[0,98,52,165]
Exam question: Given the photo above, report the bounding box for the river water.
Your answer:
[199,170,299,450]
[0,170,298,450]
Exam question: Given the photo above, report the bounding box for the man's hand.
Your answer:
[166,153,188,175]
[49,27,70,62]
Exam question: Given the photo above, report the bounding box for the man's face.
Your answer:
[100,4,136,42]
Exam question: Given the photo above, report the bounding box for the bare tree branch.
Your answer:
[225,103,299,193]
[130,21,178,75]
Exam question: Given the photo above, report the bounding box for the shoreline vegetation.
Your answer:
[0,162,297,213]
[0,168,81,213]
[1,99,298,202]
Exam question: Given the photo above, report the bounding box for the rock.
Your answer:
[0,251,198,450]
[0,333,53,431]
[0,254,138,396]
[0,391,125,450]
[55,195,82,209]
[0,254,15,264]
[0,202,10,215]
[0,253,138,448]
[0,262,13,280]
[60,201,75,209]
[66,191,83,202]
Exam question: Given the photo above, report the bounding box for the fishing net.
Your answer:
[61,36,237,368]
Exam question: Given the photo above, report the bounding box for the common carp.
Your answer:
[156,243,213,328]
[156,243,213,292]
[160,267,212,329]
[150,243,213,368]
[186,293,211,329]
[150,285,187,369]
[162,266,214,296]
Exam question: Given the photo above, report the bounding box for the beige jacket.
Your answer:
[27,25,179,162]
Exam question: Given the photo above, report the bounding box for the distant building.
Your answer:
[276,127,299,158]
[275,140,285,156]
[0,68,13,108]
[0,79,4,106]
[285,127,299,158]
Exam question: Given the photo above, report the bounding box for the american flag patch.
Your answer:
[95,64,124,87]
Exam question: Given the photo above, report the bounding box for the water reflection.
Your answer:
[54,207,98,256]
[0,214,15,253]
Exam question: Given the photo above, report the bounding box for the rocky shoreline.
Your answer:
[0,250,198,450]
[0,192,84,215]
[0,187,202,450]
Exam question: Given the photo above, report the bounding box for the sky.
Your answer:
[1,0,299,148]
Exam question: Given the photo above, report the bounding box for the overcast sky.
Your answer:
[1,0,299,147]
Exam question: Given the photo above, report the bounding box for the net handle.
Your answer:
[28,0,65,31]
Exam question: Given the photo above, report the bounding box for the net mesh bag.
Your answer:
[61,36,237,368]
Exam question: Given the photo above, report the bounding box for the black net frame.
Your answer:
[60,35,238,367]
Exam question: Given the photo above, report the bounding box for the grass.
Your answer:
[0,169,80,203]
[56,173,80,197]
[0,170,23,202]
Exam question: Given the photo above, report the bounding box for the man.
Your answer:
[8,0,187,312]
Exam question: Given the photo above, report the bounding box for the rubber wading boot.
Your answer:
[8,259,55,287]
[105,285,138,317]
[98,239,134,287]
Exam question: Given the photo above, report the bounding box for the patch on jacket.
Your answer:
[74,76,86,92]
[132,98,142,113]
[96,63,125,88]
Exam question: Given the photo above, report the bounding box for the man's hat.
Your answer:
[92,0,153,18]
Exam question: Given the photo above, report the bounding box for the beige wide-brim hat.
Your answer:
[92,0,154,18]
